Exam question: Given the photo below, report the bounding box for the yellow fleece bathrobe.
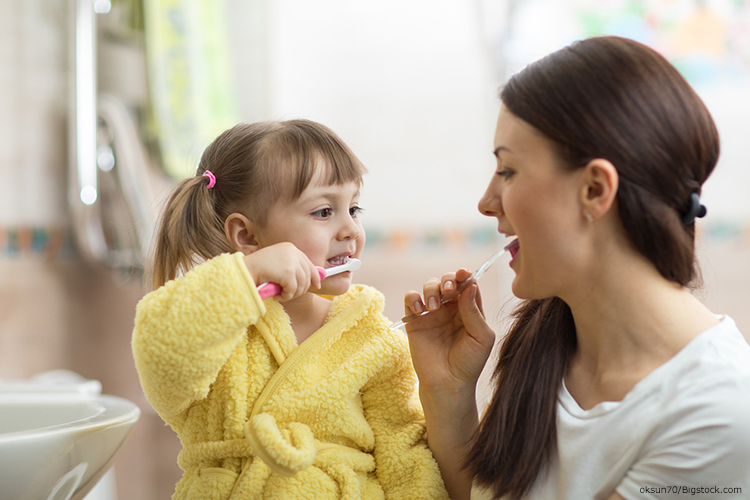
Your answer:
[132,253,448,499]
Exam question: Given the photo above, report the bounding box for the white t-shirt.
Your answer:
[473,316,750,500]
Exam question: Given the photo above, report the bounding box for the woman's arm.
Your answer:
[404,271,496,500]
[419,382,480,500]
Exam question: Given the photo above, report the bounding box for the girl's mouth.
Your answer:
[504,238,520,260]
[326,255,350,267]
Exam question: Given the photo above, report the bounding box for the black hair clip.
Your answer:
[682,192,707,225]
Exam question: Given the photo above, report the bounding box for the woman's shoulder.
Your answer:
[679,315,750,382]
[650,316,750,438]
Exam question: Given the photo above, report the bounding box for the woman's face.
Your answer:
[478,106,585,300]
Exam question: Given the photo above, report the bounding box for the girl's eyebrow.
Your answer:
[302,187,360,203]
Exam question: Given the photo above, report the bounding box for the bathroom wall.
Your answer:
[0,2,72,375]
[0,1,181,499]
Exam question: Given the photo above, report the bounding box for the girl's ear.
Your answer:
[580,158,619,221]
[224,213,260,254]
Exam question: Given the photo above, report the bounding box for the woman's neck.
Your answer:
[562,247,718,409]
[281,292,333,345]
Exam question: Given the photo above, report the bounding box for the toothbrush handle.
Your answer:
[257,267,327,299]
[257,282,282,299]
[389,278,475,330]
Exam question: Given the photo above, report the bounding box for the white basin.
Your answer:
[0,372,140,500]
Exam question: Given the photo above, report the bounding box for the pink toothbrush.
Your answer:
[257,258,362,299]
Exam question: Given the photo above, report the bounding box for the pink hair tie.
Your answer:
[202,170,216,189]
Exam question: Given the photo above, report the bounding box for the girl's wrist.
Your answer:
[242,253,261,286]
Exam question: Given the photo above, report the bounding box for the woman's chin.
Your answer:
[510,278,534,301]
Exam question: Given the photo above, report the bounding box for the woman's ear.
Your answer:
[224,213,260,254]
[580,159,619,221]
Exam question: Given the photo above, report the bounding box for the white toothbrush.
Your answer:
[389,238,517,330]
[257,258,362,299]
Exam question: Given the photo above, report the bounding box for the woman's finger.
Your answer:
[423,277,443,311]
[440,272,457,296]
[404,290,426,315]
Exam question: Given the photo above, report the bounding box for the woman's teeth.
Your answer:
[505,238,520,259]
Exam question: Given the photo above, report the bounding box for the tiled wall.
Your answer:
[0,2,182,498]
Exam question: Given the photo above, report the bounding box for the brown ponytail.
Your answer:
[465,36,719,499]
[150,119,367,289]
[151,175,234,288]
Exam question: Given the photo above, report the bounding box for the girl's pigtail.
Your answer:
[151,174,234,289]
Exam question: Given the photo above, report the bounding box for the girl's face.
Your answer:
[478,106,584,300]
[255,161,365,296]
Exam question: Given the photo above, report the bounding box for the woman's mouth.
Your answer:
[504,238,520,260]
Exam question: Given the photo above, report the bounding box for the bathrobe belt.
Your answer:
[177,426,365,478]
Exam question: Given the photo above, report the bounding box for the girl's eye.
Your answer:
[313,208,333,218]
[350,206,364,218]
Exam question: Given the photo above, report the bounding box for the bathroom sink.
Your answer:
[0,372,140,500]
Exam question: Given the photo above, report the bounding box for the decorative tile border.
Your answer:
[0,227,74,260]
[364,225,502,252]
[363,221,750,253]
[2,222,746,260]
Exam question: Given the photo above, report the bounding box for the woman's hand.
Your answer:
[243,242,321,301]
[404,269,496,500]
[404,268,496,395]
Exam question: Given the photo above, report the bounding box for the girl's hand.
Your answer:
[243,242,322,301]
[404,269,496,395]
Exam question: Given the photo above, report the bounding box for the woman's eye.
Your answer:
[496,169,514,179]
[313,208,332,218]
[350,206,364,217]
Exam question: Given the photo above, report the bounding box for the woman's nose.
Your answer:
[478,178,503,218]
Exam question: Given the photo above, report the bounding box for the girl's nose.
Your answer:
[338,214,361,240]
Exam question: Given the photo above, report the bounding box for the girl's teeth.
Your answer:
[328,256,349,266]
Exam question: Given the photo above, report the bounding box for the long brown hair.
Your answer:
[465,36,719,499]
[151,119,367,288]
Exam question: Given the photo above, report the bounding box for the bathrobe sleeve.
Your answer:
[362,326,449,500]
[132,252,266,419]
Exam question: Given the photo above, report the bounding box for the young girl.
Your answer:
[132,119,448,499]
[403,37,750,500]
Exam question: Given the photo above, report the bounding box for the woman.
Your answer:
[403,36,750,500]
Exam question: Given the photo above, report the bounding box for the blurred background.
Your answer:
[1,0,748,498]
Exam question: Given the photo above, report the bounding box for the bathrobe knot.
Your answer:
[177,438,254,469]
[244,413,316,477]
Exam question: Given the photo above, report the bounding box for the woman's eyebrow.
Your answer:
[493,146,512,157]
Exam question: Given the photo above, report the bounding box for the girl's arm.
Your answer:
[132,252,265,418]
[404,271,496,500]
[133,243,320,420]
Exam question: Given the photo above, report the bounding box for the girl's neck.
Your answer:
[281,292,333,345]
